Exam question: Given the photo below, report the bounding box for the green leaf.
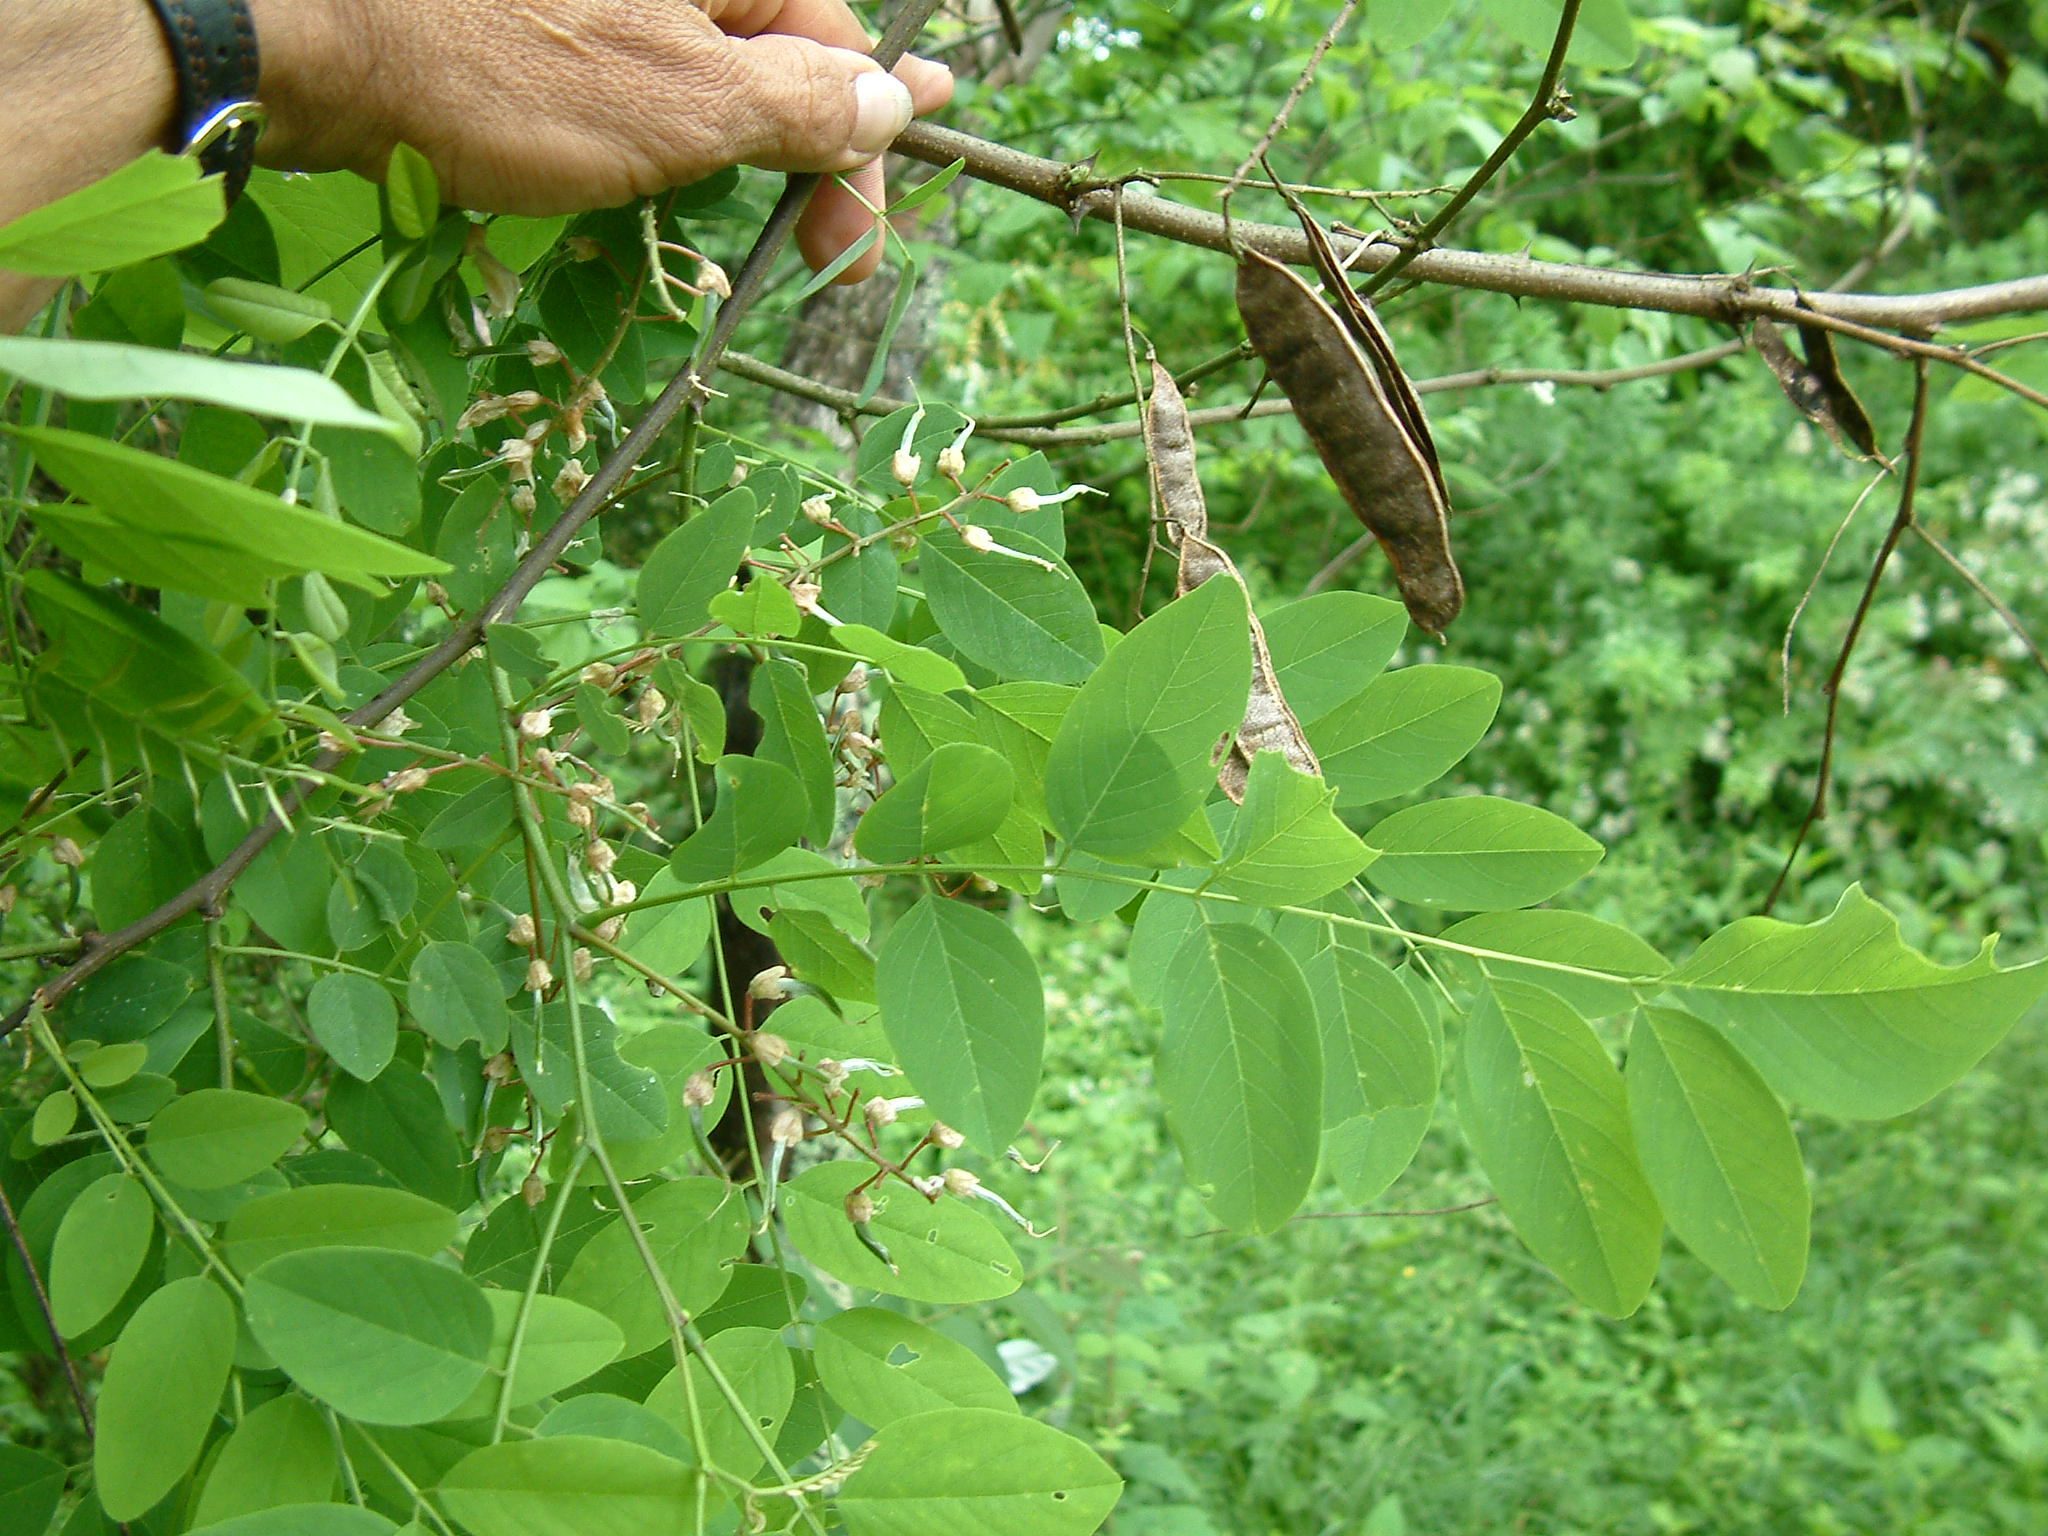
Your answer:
[188,1505,395,1536]
[49,1173,155,1337]
[831,623,969,693]
[325,1070,468,1208]
[878,896,1045,1153]
[446,1291,626,1419]
[751,656,837,844]
[637,488,756,637]
[1261,590,1408,724]
[24,569,275,746]
[1159,921,1321,1233]
[1275,913,1437,1124]
[1046,579,1250,859]
[439,1437,702,1536]
[644,1325,795,1476]
[559,1178,749,1356]
[709,577,801,638]
[308,972,399,1081]
[1481,0,1638,66]
[1368,0,1458,49]
[203,277,334,344]
[1323,1102,1434,1205]
[535,1396,691,1461]
[1310,665,1502,807]
[1659,884,2048,1119]
[0,337,391,432]
[0,1446,65,1536]
[30,1089,75,1146]
[1457,980,1662,1316]
[408,942,512,1054]
[190,1393,337,1527]
[0,150,224,275]
[622,870,712,975]
[1363,796,1603,910]
[383,143,441,241]
[783,1161,1021,1304]
[1441,910,1671,1020]
[15,427,448,598]
[244,1247,493,1424]
[1626,1008,1809,1309]
[148,1088,308,1189]
[769,907,878,1004]
[79,1040,150,1088]
[856,743,1016,863]
[222,1184,459,1271]
[94,1275,237,1519]
[1207,752,1378,906]
[667,755,809,885]
[814,1308,1018,1429]
[921,528,1105,683]
[839,1407,1122,1536]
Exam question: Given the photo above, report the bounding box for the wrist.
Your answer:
[1,0,177,227]
[246,0,375,171]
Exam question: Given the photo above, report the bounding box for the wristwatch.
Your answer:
[141,0,263,201]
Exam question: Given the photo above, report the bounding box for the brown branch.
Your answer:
[891,119,2048,332]
[718,337,1747,448]
[1765,361,1932,914]
[0,0,949,1041]
[1361,0,1581,296]
[0,1174,93,1438]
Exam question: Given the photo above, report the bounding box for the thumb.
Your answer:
[720,37,914,174]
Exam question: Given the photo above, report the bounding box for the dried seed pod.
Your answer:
[1753,315,1881,460]
[1794,321,1880,458]
[1145,361,1322,803]
[1236,247,1463,637]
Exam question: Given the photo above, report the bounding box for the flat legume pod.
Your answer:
[1236,247,1463,636]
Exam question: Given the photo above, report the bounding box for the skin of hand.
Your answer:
[0,0,952,328]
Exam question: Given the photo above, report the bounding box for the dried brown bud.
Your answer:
[48,837,83,869]
[571,947,595,982]
[769,1107,806,1147]
[507,912,539,947]
[517,709,555,741]
[525,957,554,994]
[931,1121,966,1150]
[521,1173,548,1207]
[749,1031,789,1068]
[382,767,430,794]
[683,1071,717,1108]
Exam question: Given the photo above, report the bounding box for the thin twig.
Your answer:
[717,336,1748,447]
[1781,464,1893,714]
[1219,0,1361,219]
[0,1173,94,1437]
[1360,0,1582,296]
[1909,522,2048,684]
[1765,361,1932,913]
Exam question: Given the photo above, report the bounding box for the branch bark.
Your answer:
[892,120,2048,332]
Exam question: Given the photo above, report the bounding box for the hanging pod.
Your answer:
[1144,359,1321,803]
[1234,217,1463,637]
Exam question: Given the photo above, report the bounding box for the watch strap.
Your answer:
[141,0,263,201]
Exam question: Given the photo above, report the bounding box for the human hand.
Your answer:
[256,0,954,282]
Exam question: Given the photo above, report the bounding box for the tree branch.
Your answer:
[1765,361,1933,914]
[891,120,2048,332]
[717,337,1748,447]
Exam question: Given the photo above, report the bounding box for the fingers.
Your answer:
[720,36,913,173]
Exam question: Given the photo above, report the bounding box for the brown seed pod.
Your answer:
[1753,315,1881,460]
[1794,320,1880,459]
[1145,360,1322,803]
[1235,246,1463,637]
